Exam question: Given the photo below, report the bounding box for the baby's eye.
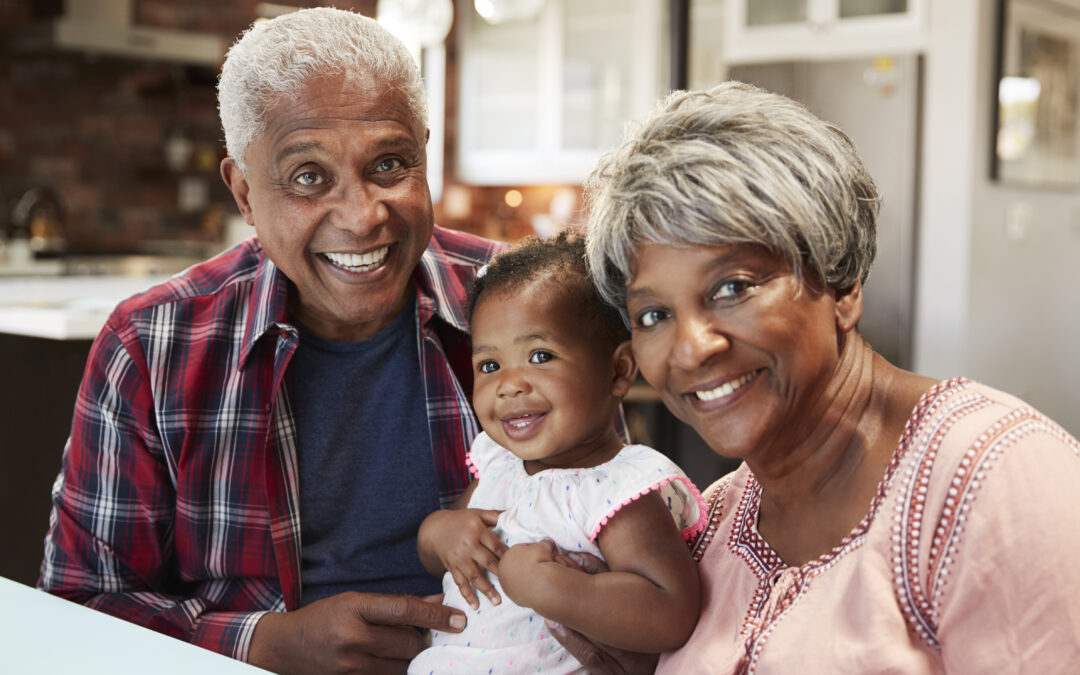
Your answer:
[636,308,668,328]
[529,350,554,364]
[477,360,499,374]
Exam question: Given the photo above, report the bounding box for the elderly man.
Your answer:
[39,8,502,673]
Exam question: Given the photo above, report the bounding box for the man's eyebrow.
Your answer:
[275,141,322,164]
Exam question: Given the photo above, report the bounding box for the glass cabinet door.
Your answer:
[561,0,665,152]
[838,0,908,19]
[746,0,809,26]
[459,8,541,152]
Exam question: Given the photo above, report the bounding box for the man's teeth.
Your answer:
[695,371,757,402]
[323,247,389,272]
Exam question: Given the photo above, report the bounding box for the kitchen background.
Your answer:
[1,0,1078,586]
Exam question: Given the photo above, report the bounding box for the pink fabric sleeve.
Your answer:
[934,426,1080,672]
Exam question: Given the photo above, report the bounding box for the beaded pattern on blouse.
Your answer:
[690,378,960,674]
[893,379,1080,647]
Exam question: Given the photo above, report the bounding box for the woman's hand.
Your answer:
[417,508,506,609]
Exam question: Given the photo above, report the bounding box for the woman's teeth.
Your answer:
[323,247,389,272]
[696,371,758,401]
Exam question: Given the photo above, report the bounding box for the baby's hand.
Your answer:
[497,539,561,603]
[421,508,507,609]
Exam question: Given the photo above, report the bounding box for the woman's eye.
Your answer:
[713,279,753,300]
[529,351,553,364]
[477,360,499,374]
[636,308,667,328]
[294,171,323,187]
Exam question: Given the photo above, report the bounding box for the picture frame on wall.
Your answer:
[992,0,1080,189]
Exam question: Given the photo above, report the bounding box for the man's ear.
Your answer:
[834,280,864,333]
[610,340,639,398]
[220,157,255,227]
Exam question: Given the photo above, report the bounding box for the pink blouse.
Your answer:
[658,378,1080,674]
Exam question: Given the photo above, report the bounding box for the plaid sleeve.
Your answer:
[38,316,264,660]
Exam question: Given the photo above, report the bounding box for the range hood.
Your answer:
[46,0,225,67]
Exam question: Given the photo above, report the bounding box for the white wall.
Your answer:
[916,0,1080,435]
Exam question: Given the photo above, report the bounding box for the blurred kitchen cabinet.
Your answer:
[456,0,668,184]
[724,0,926,64]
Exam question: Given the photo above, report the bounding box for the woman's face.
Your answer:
[625,242,856,462]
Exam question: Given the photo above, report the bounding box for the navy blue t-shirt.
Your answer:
[289,296,443,606]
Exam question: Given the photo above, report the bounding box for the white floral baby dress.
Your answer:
[409,431,705,675]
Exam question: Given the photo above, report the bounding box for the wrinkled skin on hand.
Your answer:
[247,591,467,675]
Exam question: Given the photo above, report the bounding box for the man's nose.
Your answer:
[334,180,390,235]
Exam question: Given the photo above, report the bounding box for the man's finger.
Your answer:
[350,593,467,633]
[476,509,503,526]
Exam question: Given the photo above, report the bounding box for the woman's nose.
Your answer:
[671,312,730,370]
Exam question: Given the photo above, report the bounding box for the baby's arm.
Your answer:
[416,480,508,609]
[497,491,700,652]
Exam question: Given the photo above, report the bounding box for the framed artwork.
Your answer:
[992,0,1080,189]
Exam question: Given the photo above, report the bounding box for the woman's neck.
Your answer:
[749,334,935,565]
[752,334,890,518]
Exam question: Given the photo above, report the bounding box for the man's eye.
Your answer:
[294,171,323,186]
[636,309,667,328]
[478,360,499,374]
[529,351,553,364]
[375,158,403,172]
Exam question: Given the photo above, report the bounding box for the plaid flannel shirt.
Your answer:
[39,226,504,661]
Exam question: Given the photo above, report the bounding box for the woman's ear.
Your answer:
[610,340,639,398]
[834,280,864,333]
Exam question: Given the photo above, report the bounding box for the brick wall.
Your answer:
[0,0,374,253]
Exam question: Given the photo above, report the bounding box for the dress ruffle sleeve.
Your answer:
[465,431,510,481]
[577,444,706,543]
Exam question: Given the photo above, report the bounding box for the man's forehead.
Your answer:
[258,74,422,140]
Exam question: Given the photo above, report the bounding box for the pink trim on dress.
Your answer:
[465,450,480,480]
[588,475,708,543]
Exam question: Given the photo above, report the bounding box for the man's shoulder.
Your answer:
[429,226,508,266]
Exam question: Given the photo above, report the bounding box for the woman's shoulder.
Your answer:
[684,464,750,558]
[891,378,1080,654]
[906,377,1078,465]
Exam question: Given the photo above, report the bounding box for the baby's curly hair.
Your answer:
[467,230,630,350]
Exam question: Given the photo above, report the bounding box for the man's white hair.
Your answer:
[217,7,428,172]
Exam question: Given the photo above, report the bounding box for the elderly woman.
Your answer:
[583,81,1080,673]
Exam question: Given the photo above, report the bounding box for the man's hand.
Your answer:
[546,549,660,675]
[247,592,466,675]
[417,508,506,609]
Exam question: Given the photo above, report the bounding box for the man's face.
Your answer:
[222,73,434,342]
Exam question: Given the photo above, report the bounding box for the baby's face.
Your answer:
[470,279,623,470]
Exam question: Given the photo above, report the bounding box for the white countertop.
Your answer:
[0,275,169,340]
[0,576,269,673]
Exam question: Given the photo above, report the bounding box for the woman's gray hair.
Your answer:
[584,81,879,322]
[218,7,428,172]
